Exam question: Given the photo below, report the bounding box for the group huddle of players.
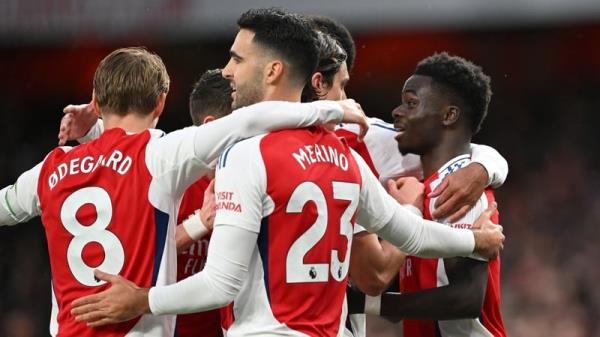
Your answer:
[0,7,509,337]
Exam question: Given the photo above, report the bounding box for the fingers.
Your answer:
[71,301,101,317]
[57,113,73,146]
[94,269,119,284]
[386,179,398,192]
[428,178,447,198]
[87,317,116,328]
[447,204,470,223]
[431,193,460,219]
[481,202,498,220]
[355,102,368,142]
[71,293,102,308]
[207,179,215,193]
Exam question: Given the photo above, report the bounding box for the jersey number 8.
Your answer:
[60,187,125,286]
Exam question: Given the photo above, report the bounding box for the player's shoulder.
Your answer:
[216,134,266,171]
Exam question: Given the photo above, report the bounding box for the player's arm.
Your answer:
[348,257,487,321]
[0,161,44,226]
[349,229,406,296]
[71,138,265,324]
[351,151,503,260]
[350,201,492,320]
[430,144,508,221]
[147,99,366,197]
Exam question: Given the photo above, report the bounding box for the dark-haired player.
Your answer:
[351,53,507,337]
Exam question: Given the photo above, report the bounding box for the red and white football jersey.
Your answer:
[400,154,507,337]
[176,177,222,337]
[37,128,212,337]
[214,126,398,337]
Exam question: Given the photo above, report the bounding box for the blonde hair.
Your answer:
[93,47,170,116]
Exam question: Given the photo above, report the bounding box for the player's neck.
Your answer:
[263,85,302,103]
[420,134,471,179]
[101,113,157,134]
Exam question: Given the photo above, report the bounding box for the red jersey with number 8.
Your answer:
[37,129,176,337]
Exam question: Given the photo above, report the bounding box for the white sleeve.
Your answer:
[77,119,104,144]
[147,100,339,198]
[435,193,492,261]
[353,151,475,258]
[148,224,257,314]
[0,161,44,226]
[213,136,266,233]
[470,143,508,188]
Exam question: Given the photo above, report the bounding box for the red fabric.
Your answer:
[37,129,155,337]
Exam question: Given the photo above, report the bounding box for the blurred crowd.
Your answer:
[1,25,599,337]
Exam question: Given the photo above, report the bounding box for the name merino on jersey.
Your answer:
[48,150,133,189]
[292,144,350,171]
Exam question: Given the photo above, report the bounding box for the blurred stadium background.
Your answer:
[1,1,599,336]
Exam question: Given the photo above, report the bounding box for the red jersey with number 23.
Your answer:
[215,126,364,337]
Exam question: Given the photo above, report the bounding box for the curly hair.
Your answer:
[238,8,319,86]
[415,52,492,134]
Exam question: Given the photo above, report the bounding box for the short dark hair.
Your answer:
[414,52,492,134]
[189,69,232,126]
[237,8,319,86]
[310,15,356,72]
[301,31,347,102]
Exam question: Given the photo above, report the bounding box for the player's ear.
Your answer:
[91,89,101,118]
[153,93,167,119]
[265,60,284,85]
[443,105,460,127]
[311,72,327,97]
[202,115,216,124]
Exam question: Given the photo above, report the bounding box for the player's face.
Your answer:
[223,29,266,109]
[392,75,444,155]
[320,62,349,101]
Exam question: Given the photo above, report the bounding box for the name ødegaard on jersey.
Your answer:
[48,150,133,189]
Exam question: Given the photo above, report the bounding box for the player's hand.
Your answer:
[58,101,98,146]
[430,163,488,222]
[338,99,369,142]
[201,180,216,230]
[387,177,424,213]
[471,202,504,259]
[71,270,150,327]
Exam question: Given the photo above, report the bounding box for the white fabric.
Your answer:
[0,160,45,225]
[470,143,508,188]
[364,294,382,316]
[182,210,209,241]
[149,224,257,314]
[426,154,491,261]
